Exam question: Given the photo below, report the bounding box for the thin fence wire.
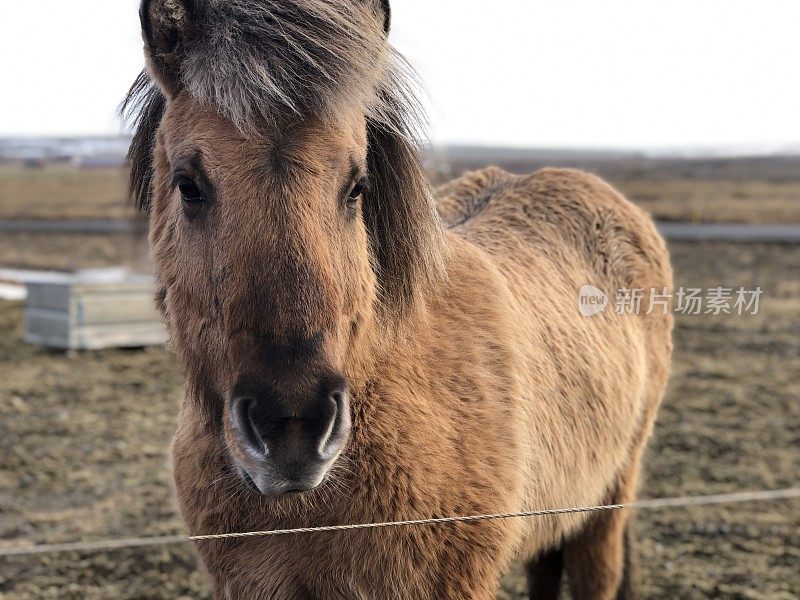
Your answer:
[2,487,798,558]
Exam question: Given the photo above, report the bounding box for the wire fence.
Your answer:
[2,487,798,558]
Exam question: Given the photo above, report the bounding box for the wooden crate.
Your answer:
[23,270,167,350]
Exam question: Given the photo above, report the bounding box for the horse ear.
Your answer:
[140,0,197,95]
[378,0,391,34]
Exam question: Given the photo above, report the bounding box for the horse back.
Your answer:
[437,166,672,297]
[436,165,673,408]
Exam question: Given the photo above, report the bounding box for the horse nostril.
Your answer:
[230,396,269,458]
[319,388,350,459]
[239,468,260,492]
[228,373,351,495]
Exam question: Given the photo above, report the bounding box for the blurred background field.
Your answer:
[1,145,800,273]
[4,146,800,226]
[0,165,129,222]
[0,144,798,599]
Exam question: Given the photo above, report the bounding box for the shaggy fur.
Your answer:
[139,0,406,131]
[126,1,673,598]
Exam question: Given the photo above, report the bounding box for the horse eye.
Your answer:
[347,179,367,205]
[177,177,205,204]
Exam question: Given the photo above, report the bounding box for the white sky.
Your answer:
[1,0,799,149]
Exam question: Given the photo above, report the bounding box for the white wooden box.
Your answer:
[23,269,167,350]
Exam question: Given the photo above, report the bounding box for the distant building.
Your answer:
[0,135,132,167]
[74,154,128,169]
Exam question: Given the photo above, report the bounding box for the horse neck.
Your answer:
[349,247,452,393]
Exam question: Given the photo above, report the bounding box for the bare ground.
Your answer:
[0,241,798,599]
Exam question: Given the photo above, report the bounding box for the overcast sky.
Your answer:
[1,1,799,149]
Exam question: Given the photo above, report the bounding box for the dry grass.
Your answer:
[612,178,800,224]
[0,165,132,221]
[0,231,151,272]
[1,163,799,225]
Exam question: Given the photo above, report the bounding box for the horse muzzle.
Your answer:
[227,372,351,496]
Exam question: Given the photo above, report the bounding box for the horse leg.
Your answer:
[525,547,564,599]
[562,464,640,600]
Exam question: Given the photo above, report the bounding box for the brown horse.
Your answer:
[125,0,673,598]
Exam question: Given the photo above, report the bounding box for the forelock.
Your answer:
[174,0,390,130]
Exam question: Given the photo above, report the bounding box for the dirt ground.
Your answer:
[1,239,798,599]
